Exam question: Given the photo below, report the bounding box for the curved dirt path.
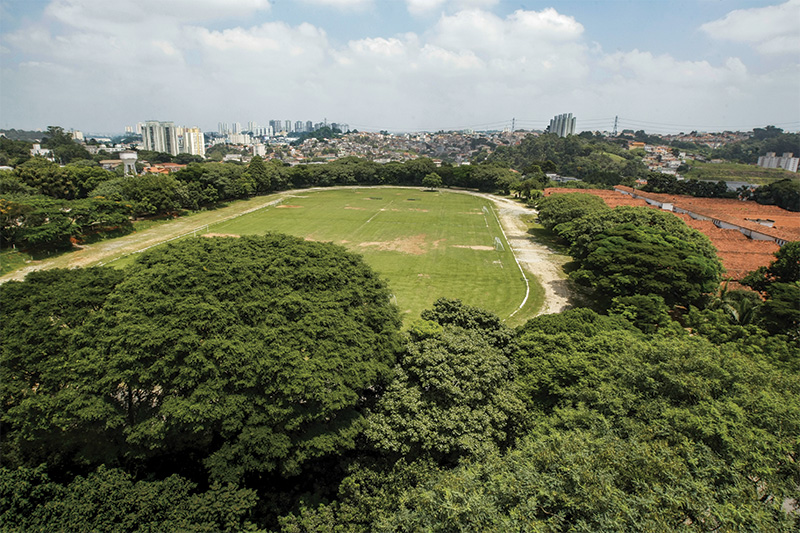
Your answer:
[1,187,573,316]
[472,193,572,316]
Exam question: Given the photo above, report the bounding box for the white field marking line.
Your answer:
[487,202,530,319]
[353,199,394,235]
[96,196,288,266]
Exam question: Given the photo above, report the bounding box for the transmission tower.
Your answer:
[511,118,515,132]
[612,116,618,136]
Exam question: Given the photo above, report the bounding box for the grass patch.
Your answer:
[204,188,537,323]
[683,161,798,184]
[131,217,179,232]
[526,224,571,256]
[0,250,33,276]
[600,151,627,163]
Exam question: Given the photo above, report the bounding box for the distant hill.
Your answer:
[0,129,47,141]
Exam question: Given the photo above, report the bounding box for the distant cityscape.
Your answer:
[7,112,798,177]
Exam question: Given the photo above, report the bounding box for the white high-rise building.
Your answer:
[284,120,292,133]
[142,120,179,155]
[547,113,576,137]
[178,127,206,158]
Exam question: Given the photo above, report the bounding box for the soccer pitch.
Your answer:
[206,188,537,322]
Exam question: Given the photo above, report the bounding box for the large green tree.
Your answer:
[12,235,402,482]
[0,465,263,532]
[366,300,524,464]
[244,155,272,193]
[557,205,718,262]
[742,241,800,335]
[570,223,721,307]
[535,192,608,231]
[1,268,126,468]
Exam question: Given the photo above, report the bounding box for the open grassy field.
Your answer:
[123,188,533,322]
[683,161,798,184]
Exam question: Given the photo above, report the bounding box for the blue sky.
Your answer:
[1,0,798,134]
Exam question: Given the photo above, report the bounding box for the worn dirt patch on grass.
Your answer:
[277,205,303,209]
[453,245,494,251]
[359,234,428,255]
[202,233,240,238]
[345,206,366,210]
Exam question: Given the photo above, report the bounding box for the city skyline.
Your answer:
[1,0,798,134]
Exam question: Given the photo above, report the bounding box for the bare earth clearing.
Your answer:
[0,187,572,316]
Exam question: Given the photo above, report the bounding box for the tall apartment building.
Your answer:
[284,120,292,133]
[547,113,576,137]
[295,121,304,133]
[142,120,179,156]
[306,121,313,132]
[178,127,206,158]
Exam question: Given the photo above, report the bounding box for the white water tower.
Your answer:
[120,151,138,175]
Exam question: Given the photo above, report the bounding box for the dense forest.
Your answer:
[2,189,798,530]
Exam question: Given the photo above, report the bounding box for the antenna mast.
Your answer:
[612,115,618,136]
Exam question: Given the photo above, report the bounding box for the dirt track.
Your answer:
[471,193,572,316]
[0,187,573,316]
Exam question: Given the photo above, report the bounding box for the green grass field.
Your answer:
[154,188,534,322]
[683,161,798,184]
[0,250,31,276]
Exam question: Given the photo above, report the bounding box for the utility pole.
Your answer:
[612,116,618,137]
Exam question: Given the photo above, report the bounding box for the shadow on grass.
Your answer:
[526,226,571,254]
[80,227,135,245]
[562,260,581,275]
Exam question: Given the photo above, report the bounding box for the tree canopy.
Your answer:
[2,235,402,484]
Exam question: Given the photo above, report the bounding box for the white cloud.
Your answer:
[298,0,373,10]
[406,0,499,17]
[348,37,407,57]
[44,0,271,28]
[189,26,281,52]
[406,0,447,16]
[700,0,800,55]
[0,2,796,132]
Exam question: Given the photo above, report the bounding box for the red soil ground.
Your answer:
[543,188,791,280]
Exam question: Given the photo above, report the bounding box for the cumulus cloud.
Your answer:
[700,0,800,55]
[0,1,796,132]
